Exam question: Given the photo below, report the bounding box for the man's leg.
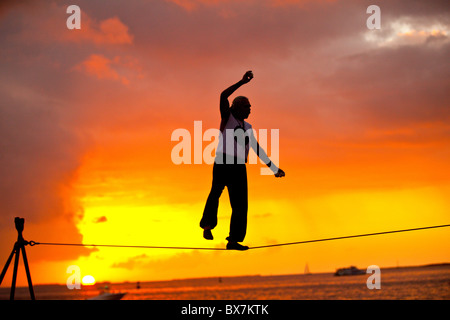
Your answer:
[200,163,225,239]
[226,164,248,249]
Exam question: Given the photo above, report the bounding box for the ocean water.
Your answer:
[1,265,449,300]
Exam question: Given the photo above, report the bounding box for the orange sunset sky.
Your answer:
[1,0,449,286]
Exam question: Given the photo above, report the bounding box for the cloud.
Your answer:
[4,4,134,46]
[67,16,134,45]
[166,0,335,11]
[0,0,35,16]
[0,80,92,261]
[364,17,450,47]
[111,254,149,270]
[320,42,450,129]
[95,216,108,223]
[73,54,130,85]
[108,245,290,281]
[96,17,134,44]
[166,0,253,11]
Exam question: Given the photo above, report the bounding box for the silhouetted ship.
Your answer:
[88,292,127,300]
[334,266,365,276]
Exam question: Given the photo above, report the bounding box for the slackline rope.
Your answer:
[29,224,450,251]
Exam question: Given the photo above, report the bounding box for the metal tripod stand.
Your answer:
[0,217,36,300]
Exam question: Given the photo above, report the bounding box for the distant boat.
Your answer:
[304,263,311,275]
[87,284,127,300]
[334,266,365,276]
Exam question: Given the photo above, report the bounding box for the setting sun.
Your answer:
[82,275,96,286]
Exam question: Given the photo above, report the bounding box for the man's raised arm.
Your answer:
[220,71,253,119]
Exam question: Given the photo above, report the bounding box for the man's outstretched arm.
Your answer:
[220,71,253,119]
[249,133,286,178]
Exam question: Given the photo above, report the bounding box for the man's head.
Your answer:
[231,96,251,120]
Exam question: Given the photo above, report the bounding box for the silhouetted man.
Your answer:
[200,71,285,250]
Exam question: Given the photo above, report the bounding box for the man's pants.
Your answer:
[200,163,248,242]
